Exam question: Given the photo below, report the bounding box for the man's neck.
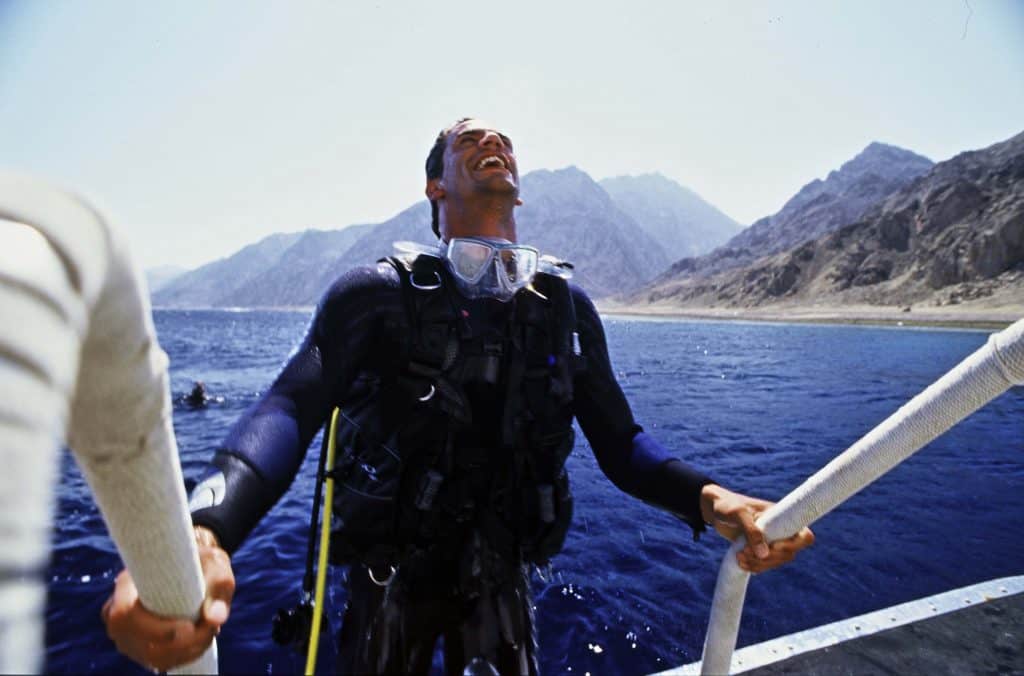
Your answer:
[440,195,518,241]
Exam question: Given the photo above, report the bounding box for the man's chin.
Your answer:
[473,175,518,195]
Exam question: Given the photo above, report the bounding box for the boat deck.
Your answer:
[664,576,1023,675]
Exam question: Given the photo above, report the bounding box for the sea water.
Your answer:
[45,311,1024,674]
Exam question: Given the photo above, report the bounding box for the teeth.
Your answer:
[476,155,505,170]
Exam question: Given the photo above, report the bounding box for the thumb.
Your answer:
[203,598,229,626]
[111,569,140,609]
[198,547,234,627]
[738,509,769,559]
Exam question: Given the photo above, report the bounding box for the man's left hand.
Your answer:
[699,483,814,573]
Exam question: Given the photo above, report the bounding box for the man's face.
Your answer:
[440,118,520,200]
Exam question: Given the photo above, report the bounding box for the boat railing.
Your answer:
[697,318,1024,675]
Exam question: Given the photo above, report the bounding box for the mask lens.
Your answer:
[448,240,494,282]
[498,248,537,286]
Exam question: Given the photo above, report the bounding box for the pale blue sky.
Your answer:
[2,1,1022,269]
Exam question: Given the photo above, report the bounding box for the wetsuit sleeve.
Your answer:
[190,264,398,554]
[570,285,713,538]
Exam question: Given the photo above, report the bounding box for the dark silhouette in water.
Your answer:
[185,381,208,408]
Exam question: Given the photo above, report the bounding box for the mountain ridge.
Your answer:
[154,166,695,306]
[656,142,936,284]
[599,172,741,260]
[627,131,1024,312]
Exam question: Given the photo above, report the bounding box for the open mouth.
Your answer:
[474,154,509,171]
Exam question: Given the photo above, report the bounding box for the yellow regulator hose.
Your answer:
[305,407,339,675]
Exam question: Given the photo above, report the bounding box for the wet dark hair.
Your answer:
[426,117,472,238]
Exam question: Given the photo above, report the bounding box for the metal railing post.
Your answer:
[699,318,1024,675]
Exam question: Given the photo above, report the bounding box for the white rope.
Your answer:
[700,318,1024,675]
[0,173,216,673]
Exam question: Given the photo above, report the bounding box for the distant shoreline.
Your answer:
[152,303,1021,331]
[594,303,1022,331]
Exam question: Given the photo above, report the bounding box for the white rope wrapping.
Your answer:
[0,173,216,673]
[700,318,1024,675]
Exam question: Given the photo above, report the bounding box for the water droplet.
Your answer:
[81,575,91,583]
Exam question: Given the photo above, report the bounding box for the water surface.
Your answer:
[46,312,1023,674]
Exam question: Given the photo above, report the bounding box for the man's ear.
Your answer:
[425,179,446,201]
[515,197,523,206]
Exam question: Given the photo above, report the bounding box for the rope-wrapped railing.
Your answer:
[0,174,218,673]
[699,318,1024,675]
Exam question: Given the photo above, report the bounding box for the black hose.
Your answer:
[302,422,332,594]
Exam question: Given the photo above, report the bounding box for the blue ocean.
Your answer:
[45,311,1024,674]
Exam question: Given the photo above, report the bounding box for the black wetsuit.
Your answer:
[191,262,713,675]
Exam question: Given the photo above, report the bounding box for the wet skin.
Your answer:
[427,118,523,243]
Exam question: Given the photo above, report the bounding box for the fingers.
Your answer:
[736,527,815,574]
[110,569,139,613]
[198,542,235,627]
[734,508,770,560]
[168,544,235,668]
[204,599,230,626]
[705,486,816,574]
[102,559,231,672]
[142,619,219,671]
[105,571,182,642]
[103,570,202,670]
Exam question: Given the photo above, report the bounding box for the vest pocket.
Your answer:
[330,425,403,564]
[520,429,576,563]
[526,469,573,563]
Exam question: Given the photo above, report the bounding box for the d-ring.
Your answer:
[418,384,436,402]
[411,271,442,291]
[368,565,396,586]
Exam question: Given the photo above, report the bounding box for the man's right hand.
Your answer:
[101,527,235,671]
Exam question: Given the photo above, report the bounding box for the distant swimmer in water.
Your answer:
[181,381,224,408]
[185,381,209,407]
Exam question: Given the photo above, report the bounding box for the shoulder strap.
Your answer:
[537,272,575,357]
[380,253,456,346]
[381,253,470,422]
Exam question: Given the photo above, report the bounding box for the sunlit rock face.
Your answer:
[627,131,1024,310]
[643,143,936,286]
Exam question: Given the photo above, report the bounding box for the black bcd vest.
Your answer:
[329,253,584,568]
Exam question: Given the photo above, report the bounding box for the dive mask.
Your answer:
[442,237,539,302]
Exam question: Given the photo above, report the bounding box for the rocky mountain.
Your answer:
[154,232,304,307]
[145,265,186,294]
[310,167,670,299]
[630,131,1024,310]
[599,173,742,259]
[515,167,670,296]
[666,142,935,280]
[216,224,374,307]
[154,167,672,306]
[320,201,437,283]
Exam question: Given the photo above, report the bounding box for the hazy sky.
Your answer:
[2,1,1022,269]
